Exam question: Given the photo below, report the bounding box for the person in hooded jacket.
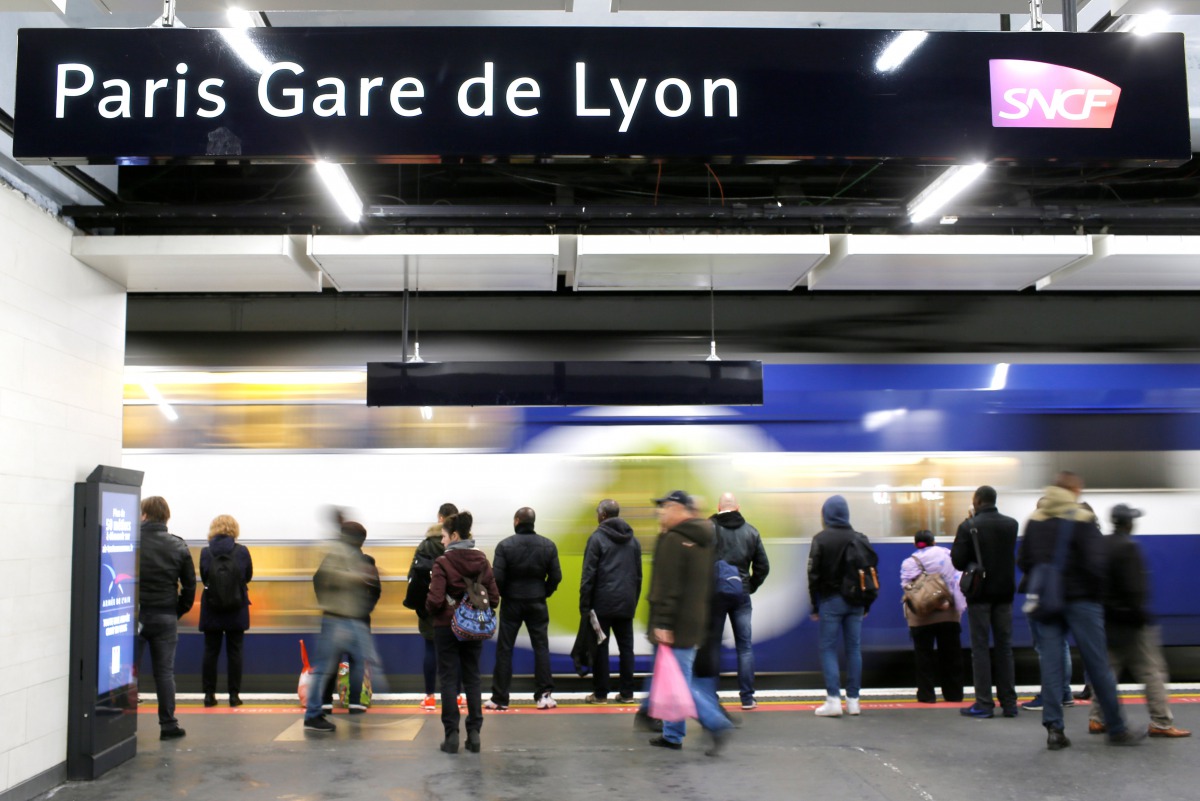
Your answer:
[412,502,456,712]
[198,514,253,708]
[426,511,500,754]
[710,492,770,710]
[899,530,964,704]
[807,495,872,718]
[579,498,642,704]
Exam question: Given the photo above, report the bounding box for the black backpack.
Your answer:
[838,534,880,607]
[206,550,244,613]
[403,551,435,617]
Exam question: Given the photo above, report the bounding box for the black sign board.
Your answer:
[14,27,1190,166]
[367,361,764,406]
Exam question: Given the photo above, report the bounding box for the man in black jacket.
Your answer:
[1087,504,1190,738]
[487,507,563,710]
[580,499,642,704]
[951,485,1019,718]
[710,492,770,710]
[1018,471,1140,750]
[136,496,196,740]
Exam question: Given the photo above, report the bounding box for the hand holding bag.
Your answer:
[647,645,697,722]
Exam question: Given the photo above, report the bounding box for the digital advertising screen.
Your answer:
[97,490,138,698]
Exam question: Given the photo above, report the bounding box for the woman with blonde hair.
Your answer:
[199,514,253,707]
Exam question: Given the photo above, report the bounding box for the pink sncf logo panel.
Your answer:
[990,59,1121,129]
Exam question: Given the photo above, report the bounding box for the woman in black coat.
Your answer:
[199,514,253,707]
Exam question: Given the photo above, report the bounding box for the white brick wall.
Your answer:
[0,185,125,795]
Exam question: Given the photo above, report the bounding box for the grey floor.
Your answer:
[38,700,1199,801]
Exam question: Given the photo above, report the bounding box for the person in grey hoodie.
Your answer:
[807,495,870,717]
[580,498,642,704]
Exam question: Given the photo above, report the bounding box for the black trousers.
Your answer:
[490,598,553,705]
[202,630,245,695]
[592,616,636,699]
[434,627,483,736]
[910,622,964,703]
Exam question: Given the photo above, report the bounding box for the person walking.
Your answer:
[303,520,382,733]
[807,494,875,717]
[1019,471,1141,750]
[426,511,500,754]
[709,492,770,710]
[579,498,642,705]
[136,496,196,740]
[951,485,1020,718]
[645,490,733,755]
[1088,504,1190,739]
[198,514,252,708]
[900,530,964,704]
[487,507,562,710]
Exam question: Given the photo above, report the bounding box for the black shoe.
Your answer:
[960,703,995,719]
[440,733,459,754]
[706,729,731,757]
[1002,706,1019,718]
[1107,729,1147,746]
[1074,685,1093,701]
[229,694,243,708]
[634,709,664,732]
[159,726,186,740]
[348,704,367,715]
[615,695,636,705]
[465,731,480,753]
[649,736,682,750]
[203,693,217,708]
[1046,728,1071,751]
[304,716,336,733]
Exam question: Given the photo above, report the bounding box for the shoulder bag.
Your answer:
[958,521,987,601]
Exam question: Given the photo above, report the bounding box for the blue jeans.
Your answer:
[818,594,864,699]
[660,646,734,745]
[1028,617,1072,702]
[305,615,378,720]
[1036,601,1126,734]
[721,596,756,702]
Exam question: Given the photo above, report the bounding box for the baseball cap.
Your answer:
[1111,503,1143,524]
[653,490,693,508]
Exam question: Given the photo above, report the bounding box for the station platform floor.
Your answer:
[43,687,1200,801]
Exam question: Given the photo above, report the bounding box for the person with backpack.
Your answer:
[405,502,457,712]
[198,514,253,708]
[807,494,878,717]
[950,485,1020,719]
[899,530,964,704]
[709,492,770,710]
[426,511,500,754]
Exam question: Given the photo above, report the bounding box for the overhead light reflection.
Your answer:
[908,163,987,224]
[1133,11,1171,35]
[140,382,179,422]
[221,8,270,74]
[875,31,929,73]
[315,161,364,223]
[989,363,1010,391]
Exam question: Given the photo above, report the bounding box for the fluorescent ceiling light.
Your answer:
[989,363,1010,390]
[315,162,364,223]
[907,164,987,224]
[875,31,929,73]
[1134,11,1171,35]
[140,382,179,422]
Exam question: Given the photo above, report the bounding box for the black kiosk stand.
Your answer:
[67,465,144,780]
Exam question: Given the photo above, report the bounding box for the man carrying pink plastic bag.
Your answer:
[644,490,735,756]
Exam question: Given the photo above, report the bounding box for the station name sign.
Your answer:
[13,27,1191,166]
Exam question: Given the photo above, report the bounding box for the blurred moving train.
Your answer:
[121,361,1200,691]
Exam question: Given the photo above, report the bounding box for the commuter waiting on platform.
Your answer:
[900,530,964,704]
[409,502,458,712]
[579,498,642,705]
[198,514,253,708]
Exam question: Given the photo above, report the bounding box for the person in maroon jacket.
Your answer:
[425,511,500,755]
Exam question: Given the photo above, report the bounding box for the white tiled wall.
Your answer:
[0,185,125,795]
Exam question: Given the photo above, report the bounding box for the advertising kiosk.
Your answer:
[67,465,143,780]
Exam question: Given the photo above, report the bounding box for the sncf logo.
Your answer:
[990,59,1121,129]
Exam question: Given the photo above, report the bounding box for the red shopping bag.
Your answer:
[647,645,697,721]
[297,639,313,708]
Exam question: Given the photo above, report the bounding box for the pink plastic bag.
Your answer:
[647,645,697,721]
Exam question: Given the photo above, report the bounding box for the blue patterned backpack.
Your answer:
[450,577,497,641]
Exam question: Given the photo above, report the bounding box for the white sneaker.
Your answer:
[847,697,861,716]
[536,694,557,710]
[483,699,507,711]
[815,696,843,717]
